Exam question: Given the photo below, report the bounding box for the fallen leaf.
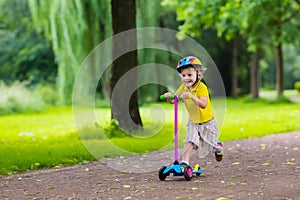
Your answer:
[293,147,299,151]
[47,186,55,190]
[262,163,270,166]
[193,180,203,183]
[216,197,228,200]
[284,162,296,165]
[191,187,199,191]
[124,197,132,200]
[232,162,241,165]
[85,168,89,172]
[227,182,236,186]
[227,147,234,151]
[123,185,131,188]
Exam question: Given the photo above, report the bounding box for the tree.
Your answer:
[162,0,246,97]
[241,0,300,98]
[136,0,162,103]
[28,0,111,104]
[163,0,300,99]
[0,0,56,84]
[263,0,300,98]
[110,0,143,131]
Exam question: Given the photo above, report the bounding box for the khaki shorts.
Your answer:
[185,119,219,154]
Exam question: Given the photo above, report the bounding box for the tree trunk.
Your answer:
[275,43,284,98]
[110,0,143,131]
[250,49,261,99]
[231,37,238,98]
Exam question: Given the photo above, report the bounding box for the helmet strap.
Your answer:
[192,73,199,87]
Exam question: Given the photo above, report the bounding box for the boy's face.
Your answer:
[180,67,199,87]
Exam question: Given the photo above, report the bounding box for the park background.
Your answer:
[0,0,299,175]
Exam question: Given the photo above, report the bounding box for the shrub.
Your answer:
[34,84,59,105]
[0,81,45,115]
[294,81,300,93]
[103,119,127,138]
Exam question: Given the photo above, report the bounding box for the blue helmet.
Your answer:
[176,56,203,72]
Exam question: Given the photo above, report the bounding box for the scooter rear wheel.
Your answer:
[184,166,193,181]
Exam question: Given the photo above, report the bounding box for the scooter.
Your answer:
[158,94,202,181]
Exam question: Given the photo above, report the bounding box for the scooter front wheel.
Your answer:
[158,166,167,181]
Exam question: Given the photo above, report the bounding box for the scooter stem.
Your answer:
[174,95,178,162]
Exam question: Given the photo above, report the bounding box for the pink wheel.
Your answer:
[184,166,193,181]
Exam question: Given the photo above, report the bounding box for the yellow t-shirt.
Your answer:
[176,81,213,123]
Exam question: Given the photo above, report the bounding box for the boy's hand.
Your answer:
[162,92,174,104]
[163,92,172,99]
[181,92,193,99]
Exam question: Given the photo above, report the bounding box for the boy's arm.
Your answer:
[181,92,208,109]
[191,95,208,109]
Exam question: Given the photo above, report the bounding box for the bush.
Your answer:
[103,119,127,138]
[294,81,300,93]
[0,81,45,115]
[34,84,59,105]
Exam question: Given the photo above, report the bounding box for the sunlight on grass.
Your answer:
[260,89,299,101]
[0,107,76,141]
[220,97,300,141]
[1,92,300,174]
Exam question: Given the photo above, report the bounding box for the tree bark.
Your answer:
[110,0,143,131]
[231,37,238,98]
[250,49,261,99]
[275,43,284,98]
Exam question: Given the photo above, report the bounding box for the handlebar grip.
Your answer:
[160,94,175,101]
[159,95,165,101]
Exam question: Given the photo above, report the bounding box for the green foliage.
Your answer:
[0,0,57,84]
[34,84,59,105]
[294,81,300,93]
[103,119,127,138]
[163,0,300,51]
[0,81,45,115]
[28,0,112,104]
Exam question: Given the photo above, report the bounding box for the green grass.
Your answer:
[0,107,95,174]
[220,97,300,141]
[0,92,300,175]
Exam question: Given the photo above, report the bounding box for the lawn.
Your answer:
[0,93,299,174]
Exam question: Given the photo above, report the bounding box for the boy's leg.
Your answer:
[181,142,194,165]
[215,141,224,162]
[182,121,200,165]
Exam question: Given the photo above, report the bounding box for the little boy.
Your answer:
[164,56,224,166]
